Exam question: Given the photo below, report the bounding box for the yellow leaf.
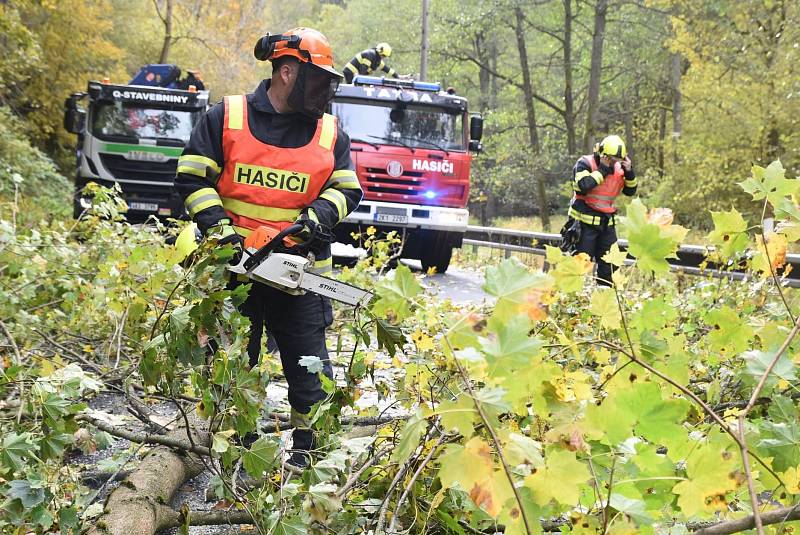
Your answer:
[411,330,435,351]
[782,466,800,494]
[366,225,376,236]
[590,288,621,330]
[601,243,628,267]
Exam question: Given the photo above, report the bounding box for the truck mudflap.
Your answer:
[343,200,469,232]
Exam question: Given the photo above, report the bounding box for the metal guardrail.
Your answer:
[463,225,800,287]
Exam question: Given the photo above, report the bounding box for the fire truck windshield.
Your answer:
[332,100,465,151]
[91,101,200,144]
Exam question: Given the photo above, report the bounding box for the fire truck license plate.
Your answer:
[129,202,159,212]
[374,213,408,224]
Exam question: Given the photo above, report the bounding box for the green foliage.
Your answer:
[0,106,71,223]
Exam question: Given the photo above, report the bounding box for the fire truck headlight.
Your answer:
[423,190,437,199]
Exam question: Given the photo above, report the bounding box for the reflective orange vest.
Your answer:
[574,154,624,214]
[217,94,337,234]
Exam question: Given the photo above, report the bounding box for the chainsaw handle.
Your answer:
[242,223,304,271]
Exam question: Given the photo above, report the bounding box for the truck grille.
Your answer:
[99,154,178,183]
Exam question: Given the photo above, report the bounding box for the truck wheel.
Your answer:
[421,234,453,274]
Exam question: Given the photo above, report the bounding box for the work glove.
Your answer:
[207,219,244,264]
[293,213,333,257]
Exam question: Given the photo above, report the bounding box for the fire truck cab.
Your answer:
[331,75,483,273]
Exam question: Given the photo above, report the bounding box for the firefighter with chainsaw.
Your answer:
[174,27,363,467]
[343,43,398,83]
[561,135,637,286]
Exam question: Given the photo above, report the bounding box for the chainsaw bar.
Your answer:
[299,272,373,307]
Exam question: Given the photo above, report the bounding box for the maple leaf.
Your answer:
[589,288,621,329]
[525,449,591,507]
[782,465,800,494]
[707,209,749,261]
[752,231,788,276]
[601,242,628,267]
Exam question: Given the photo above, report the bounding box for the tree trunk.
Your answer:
[420,0,430,80]
[671,52,682,164]
[582,0,608,152]
[157,0,173,64]
[563,0,577,157]
[86,415,207,535]
[513,5,550,230]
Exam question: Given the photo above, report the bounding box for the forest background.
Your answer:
[1,0,799,230]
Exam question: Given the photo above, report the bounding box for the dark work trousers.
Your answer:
[229,278,334,414]
[575,219,617,287]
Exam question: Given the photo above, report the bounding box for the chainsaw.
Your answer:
[228,223,373,307]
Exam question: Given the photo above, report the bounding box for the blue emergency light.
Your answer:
[352,75,441,92]
[423,190,438,199]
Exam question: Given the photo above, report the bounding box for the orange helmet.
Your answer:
[255,27,342,78]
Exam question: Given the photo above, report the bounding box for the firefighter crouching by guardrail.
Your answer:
[560,135,637,286]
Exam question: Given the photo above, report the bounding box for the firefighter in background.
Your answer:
[343,42,397,83]
[565,135,637,286]
[174,27,363,467]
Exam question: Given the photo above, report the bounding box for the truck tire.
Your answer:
[421,232,453,274]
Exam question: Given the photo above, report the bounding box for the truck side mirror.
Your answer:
[469,140,483,153]
[469,114,484,142]
[63,95,86,134]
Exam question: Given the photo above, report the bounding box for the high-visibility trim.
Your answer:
[319,114,335,150]
[188,197,224,216]
[221,197,302,222]
[378,60,386,70]
[177,164,206,178]
[344,62,358,73]
[307,208,319,224]
[290,408,311,428]
[323,169,361,190]
[568,206,615,226]
[226,95,244,130]
[590,171,604,184]
[357,54,371,67]
[319,189,348,221]
[625,178,637,188]
[179,154,221,174]
[185,188,223,216]
[232,225,252,237]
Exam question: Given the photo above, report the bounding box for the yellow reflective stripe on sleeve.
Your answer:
[323,170,361,190]
[357,54,371,67]
[575,170,592,181]
[625,178,637,187]
[226,95,244,130]
[590,171,604,184]
[179,154,221,174]
[185,187,219,205]
[319,113,335,150]
[188,197,224,216]
[307,208,319,224]
[232,225,252,237]
[319,189,348,220]
[221,197,301,222]
[344,62,358,73]
[177,164,206,178]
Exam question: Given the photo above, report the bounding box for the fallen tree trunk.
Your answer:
[86,415,208,535]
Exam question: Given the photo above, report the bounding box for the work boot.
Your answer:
[286,408,313,469]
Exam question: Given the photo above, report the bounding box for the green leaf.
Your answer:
[375,317,405,357]
[437,395,476,439]
[744,349,797,387]
[738,161,799,206]
[211,429,235,455]
[7,479,46,508]
[524,449,591,507]
[298,355,324,374]
[707,209,749,260]
[483,258,552,303]
[622,200,687,274]
[391,409,427,463]
[0,432,35,474]
[371,264,422,321]
[589,288,621,330]
[242,437,279,478]
[704,306,753,357]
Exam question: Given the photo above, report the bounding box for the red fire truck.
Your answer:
[331,76,483,273]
